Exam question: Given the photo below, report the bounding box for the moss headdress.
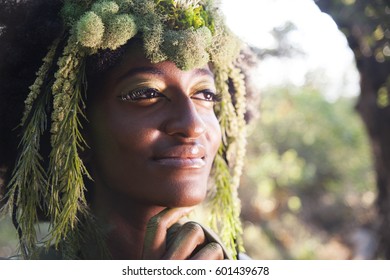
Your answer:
[2,0,247,259]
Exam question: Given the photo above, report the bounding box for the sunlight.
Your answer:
[221,0,360,101]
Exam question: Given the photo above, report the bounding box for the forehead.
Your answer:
[106,39,214,82]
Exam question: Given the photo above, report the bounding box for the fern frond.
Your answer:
[47,35,91,248]
[1,41,59,258]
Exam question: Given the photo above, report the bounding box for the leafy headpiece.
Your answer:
[3,0,247,259]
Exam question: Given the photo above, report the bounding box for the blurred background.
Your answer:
[222,0,389,259]
[1,0,389,259]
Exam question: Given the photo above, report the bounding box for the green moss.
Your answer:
[91,1,120,18]
[116,0,135,11]
[155,0,213,31]
[133,0,157,16]
[162,27,212,70]
[76,12,104,48]
[102,14,137,50]
[143,22,167,63]
[62,1,89,26]
[209,28,241,69]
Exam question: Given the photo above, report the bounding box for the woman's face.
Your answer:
[86,45,221,207]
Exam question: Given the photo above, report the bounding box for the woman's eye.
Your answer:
[192,90,221,102]
[120,88,163,102]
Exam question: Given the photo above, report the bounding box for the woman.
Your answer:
[0,0,248,260]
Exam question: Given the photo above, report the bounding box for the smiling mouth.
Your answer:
[152,144,207,169]
[153,157,206,168]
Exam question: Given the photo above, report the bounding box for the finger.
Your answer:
[142,207,193,259]
[166,222,182,249]
[190,242,224,260]
[162,221,206,260]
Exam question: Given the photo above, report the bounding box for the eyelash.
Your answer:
[193,90,222,103]
[120,88,162,101]
[119,88,221,103]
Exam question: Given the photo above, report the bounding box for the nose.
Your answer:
[164,97,206,139]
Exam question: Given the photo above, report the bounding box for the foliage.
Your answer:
[315,0,389,61]
[315,0,390,106]
[0,217,18,258]
[240,86,375,259]
[316,0,390,258]
[155,0,214,31]
[61,0,238,69]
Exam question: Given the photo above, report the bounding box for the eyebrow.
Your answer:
[193,68,214,78]
[118,67,164,82]
[118,66,214,82]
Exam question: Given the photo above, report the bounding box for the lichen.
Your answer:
[91,1,120,18]
[101,14,137,50]
[143,22,167,63]
[76,11,105,48]
[162,27,212,70]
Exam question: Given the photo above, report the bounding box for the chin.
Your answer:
[165,195,205,208]
[157,180,208,208]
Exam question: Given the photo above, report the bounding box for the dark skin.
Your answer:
[86,42,224,260]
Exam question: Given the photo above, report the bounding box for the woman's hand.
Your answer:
[142,207,225,260]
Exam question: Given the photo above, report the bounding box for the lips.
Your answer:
[152,144,206,168]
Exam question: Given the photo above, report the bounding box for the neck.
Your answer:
[90,185,165,260]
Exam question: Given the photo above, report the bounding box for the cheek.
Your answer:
[89,106,159,172]
[88,94,159,150]
[206,114,222,158]
[86,100,155,178]
[87,112,165,205]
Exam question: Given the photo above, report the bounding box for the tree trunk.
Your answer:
[315,0,390,258]
[356,51,390,259]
